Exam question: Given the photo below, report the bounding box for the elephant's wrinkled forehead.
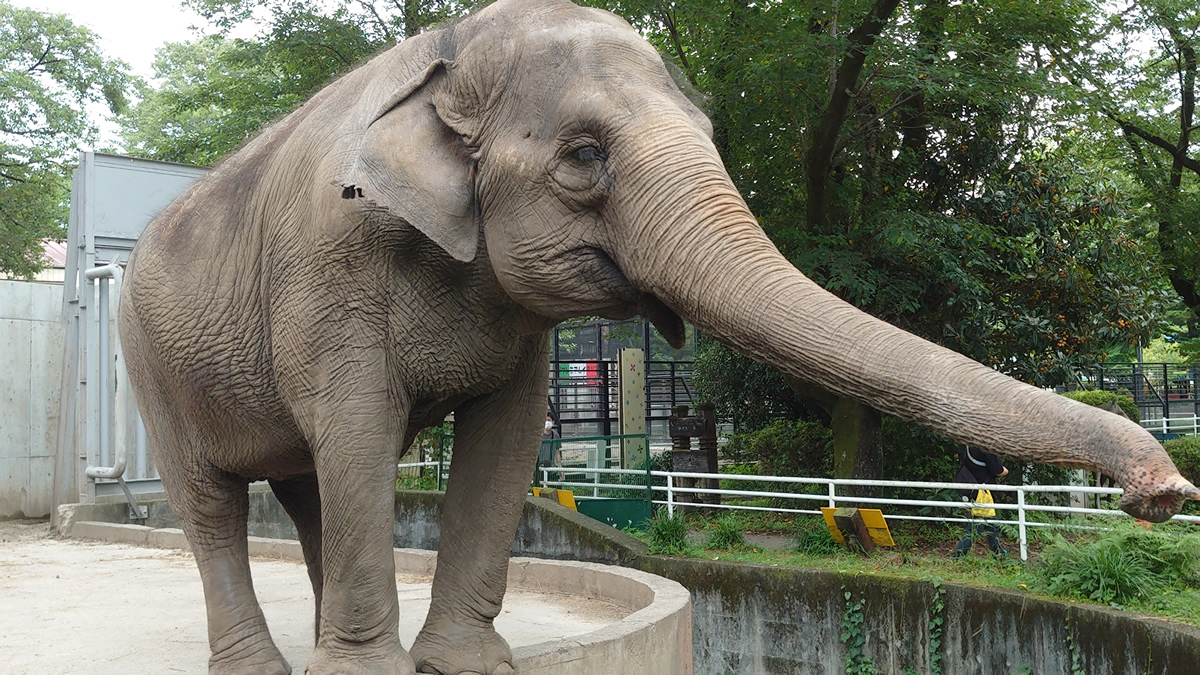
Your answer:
[528,19,660,68]
[461,21,656,75]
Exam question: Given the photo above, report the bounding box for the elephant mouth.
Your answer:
[568,246,685,348]
[637,294,686,349]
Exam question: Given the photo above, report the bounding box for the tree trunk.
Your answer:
[786,375,881,484]
[832,397,882,482]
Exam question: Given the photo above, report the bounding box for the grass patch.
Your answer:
[646,509,692,555]
[706,515,746,550]
[794,518,842,555]
[643,511,1200,626]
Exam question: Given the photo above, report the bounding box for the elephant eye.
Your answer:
[574,146,607,164]
[552,141,612,204]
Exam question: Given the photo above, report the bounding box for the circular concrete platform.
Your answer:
[0,520,690,674]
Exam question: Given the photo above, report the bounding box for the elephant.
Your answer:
[118,0,1198,673]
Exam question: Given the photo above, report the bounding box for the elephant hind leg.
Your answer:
[269,474,323,643]
[154,439,290,675]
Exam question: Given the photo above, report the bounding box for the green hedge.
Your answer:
[724,419,833,477]
[1060,390,1139,423]
[1164,436,1200,487]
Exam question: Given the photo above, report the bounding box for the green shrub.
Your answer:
[794,517,842,555]
[878,418,959,483]
[1108,525,1200,586]
[599,450,672,498]
[1060,390,1139,423]
[1035,522,1200,606]
[1037,535,1163,605]
[646,510,691,555]
[706,515,746,550]
[725,419,833,478]
[396,472,437,491]
[1013,461,1074,507]
[1164,435,1200,488]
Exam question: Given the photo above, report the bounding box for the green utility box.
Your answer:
[575,498,652,530]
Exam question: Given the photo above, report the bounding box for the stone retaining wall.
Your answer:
[58,489,1200,674]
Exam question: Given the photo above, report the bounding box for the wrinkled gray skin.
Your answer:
[119,0,1199,673]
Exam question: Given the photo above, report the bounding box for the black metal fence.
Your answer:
[547,359,694,441]
[1075,362,1200,420]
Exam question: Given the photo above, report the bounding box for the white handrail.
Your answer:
[530,465,1200,561]
[1141,415,1200,436]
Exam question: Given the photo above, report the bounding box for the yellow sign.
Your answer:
[531,487,578,511]
[821,507,895,547]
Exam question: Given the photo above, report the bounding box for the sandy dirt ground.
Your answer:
[0,519,627,674]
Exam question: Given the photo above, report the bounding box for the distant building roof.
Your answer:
[41,239,68,268]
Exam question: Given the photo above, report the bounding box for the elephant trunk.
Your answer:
[614,128,1198,522]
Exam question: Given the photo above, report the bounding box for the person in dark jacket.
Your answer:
[534,413,561,486]
[952,445,1008,557]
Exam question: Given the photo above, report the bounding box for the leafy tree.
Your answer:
[616,0,1171,478]
[1051,0,1200,315]
[122,1,480,164]
[0,1,131,277]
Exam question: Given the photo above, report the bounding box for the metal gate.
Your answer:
[54,152,208,518]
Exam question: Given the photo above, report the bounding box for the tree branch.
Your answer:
[1107,113,1200,175]
[659,8,698,88]
[358,0,395,42]
[25,43,52,73]
[806,0,902,230]
[283,39,353,67]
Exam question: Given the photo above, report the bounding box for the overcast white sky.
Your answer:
[12,0,211,79]
[11,1,267,148]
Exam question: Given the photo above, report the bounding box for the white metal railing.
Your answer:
[535,466,1200,561]
[1141,415,1200,436]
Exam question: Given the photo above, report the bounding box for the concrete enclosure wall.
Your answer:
[57,489,1200,674]
[1,279,64,518]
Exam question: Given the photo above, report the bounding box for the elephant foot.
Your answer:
[305,635,416,675]
[411,623,514,675]
[209,642,291,675]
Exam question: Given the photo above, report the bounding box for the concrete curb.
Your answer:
[61,520,692,675]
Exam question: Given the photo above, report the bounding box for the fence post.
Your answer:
[1018,488,1028,562]
[667,473,674,517]
[828,481,836,509]
[1164,363,1172,419]
[594,467,599,499]
[437,436,445,491]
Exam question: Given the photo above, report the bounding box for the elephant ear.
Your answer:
[339,60,478,263]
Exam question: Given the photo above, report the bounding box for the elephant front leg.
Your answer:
[302,408,414,675]
[411,335,549,675]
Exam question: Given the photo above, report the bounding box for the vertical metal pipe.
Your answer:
[1164,363,1171,420]
[601,362,612,437]
[135,412,148,479]
[828,481,836,509]
[437,435,445,491]
[97,278,110,469]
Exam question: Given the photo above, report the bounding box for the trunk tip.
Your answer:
[1119,476,1200,523]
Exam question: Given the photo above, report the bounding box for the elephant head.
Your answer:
[338,0,1197,521]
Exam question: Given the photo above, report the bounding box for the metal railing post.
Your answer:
[1018,488,1028,561]
[437,435,445,491]
[828,481,836,509]
[667,474,674,517]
